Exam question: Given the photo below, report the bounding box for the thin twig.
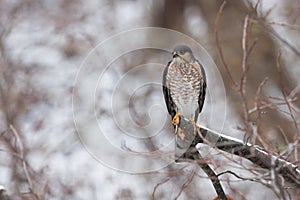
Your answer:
[276,51,299,131]
[217,170,257,182]
[248,96,297,115]
[252,77,269,118]
[241,15,250,125]
[151,176,171,200]
[214,1,238,88]
[9,124,34,193]
[267,21,300,31]
[261,22,300,57]
[240,15,255,144]
[174,170,196,200]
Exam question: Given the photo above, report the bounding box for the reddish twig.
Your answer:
[151,176,171,200]
[214,1,239,89]
[174,170,196,200]
[9,124,37,198]
[276,51,298,131]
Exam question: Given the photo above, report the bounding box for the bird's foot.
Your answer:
[172,113,183,126]
[190,118,200,135]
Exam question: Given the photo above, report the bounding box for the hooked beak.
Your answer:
[172,51,179,58]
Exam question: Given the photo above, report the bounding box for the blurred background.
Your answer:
[0,0,299,199]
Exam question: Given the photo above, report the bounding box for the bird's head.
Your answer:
[172,45,195,63]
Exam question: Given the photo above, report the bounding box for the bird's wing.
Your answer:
[195,61,207,121]
[162,61,176,119]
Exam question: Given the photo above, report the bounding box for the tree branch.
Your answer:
[194,153,228,200]
[175,117,300,189]
[175,124,228,199]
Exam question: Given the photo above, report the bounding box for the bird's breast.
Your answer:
[167,61,202,118]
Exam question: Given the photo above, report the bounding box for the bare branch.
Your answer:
[175,117,300,189]
[9,124,35,196]
[240,15,251,128]
[276,51,299,131]
[174,170,195,200]
[250,77,268,116]
[261,22,300,57]
[151,176,171,200]
[214,1,239,88]
[194,155,227,200]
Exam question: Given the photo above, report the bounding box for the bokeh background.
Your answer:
[0,0,299,199]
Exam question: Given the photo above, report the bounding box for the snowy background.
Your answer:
[0,0,299,199]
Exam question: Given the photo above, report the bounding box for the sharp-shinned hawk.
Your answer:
[162,45,207,160]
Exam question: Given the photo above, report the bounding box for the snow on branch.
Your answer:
[175,117,300,189]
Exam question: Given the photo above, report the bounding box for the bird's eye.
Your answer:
[179,50,185,54]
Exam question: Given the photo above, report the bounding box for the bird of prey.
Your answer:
[162,45,206,160]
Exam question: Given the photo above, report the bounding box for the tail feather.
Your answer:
[174,125,203,162]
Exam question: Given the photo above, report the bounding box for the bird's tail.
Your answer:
[175,127,197,162]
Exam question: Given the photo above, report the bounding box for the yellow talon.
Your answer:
[190,118,200,135]
[172,113,183,126]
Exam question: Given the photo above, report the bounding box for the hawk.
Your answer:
[162,45,206,160]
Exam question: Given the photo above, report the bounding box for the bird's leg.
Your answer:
[172,113,183,126]
[190,118,200,135]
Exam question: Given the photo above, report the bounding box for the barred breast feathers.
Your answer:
[166,60,203,118]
